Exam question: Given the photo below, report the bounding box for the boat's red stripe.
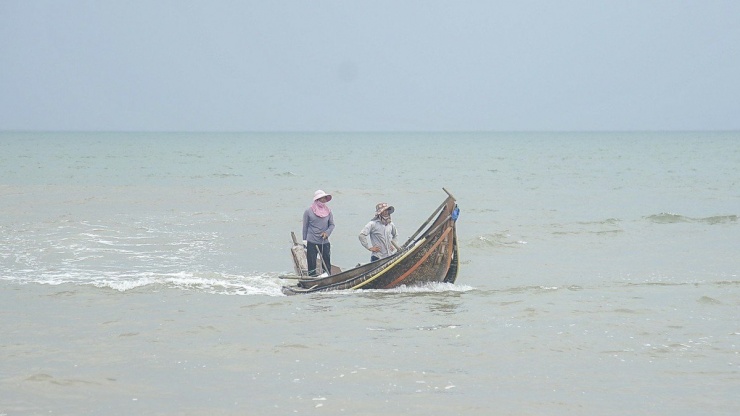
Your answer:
[383,225,453,289]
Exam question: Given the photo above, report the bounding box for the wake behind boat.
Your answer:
[281,189,460,295]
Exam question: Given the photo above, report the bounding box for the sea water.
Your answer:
[1,131,738,415]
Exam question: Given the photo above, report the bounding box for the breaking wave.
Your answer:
[645,213,737,224]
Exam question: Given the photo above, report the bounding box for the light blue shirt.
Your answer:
[359,218,398,259]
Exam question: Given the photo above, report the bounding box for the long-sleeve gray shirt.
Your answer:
[303,208,335,244]
[358,219,398,259]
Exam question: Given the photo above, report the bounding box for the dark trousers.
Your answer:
[307,242,331,276]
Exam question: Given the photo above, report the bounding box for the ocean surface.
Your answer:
[1,131,738,415]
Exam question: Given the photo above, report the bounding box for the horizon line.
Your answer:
[2,129,739,134]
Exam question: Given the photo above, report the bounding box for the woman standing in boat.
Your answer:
[359,202,399,262]
[303,190,335,276]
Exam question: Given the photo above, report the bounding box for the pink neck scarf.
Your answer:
[311,201,331,218]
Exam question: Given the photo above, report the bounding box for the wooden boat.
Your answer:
[281,188,460,295]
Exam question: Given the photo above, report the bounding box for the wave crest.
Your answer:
[467,233,527,249]
[645,213,737,225]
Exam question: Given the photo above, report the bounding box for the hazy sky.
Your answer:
[2,1,738,132]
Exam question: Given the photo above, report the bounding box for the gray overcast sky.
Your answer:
[1,1,738,132]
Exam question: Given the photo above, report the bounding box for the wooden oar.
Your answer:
[403,194,453,248]
[279,274,305,280]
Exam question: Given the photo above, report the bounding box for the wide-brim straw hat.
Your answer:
[375,202,394,216]
[313,189,332,202]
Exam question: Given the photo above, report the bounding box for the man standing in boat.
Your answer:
[303,190,335,276]
[359,202,399,262]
